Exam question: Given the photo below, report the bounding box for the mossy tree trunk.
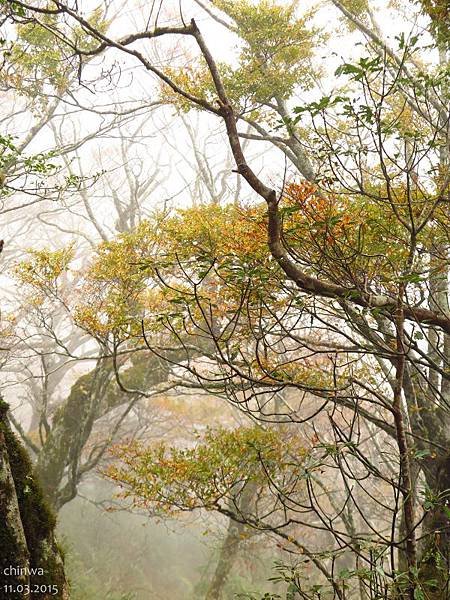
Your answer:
[0,399,68,599]
[35,353,171,510]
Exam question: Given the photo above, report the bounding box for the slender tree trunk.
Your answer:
[205,483,257,600]
[393,286,417,599]
[204,517,246,600]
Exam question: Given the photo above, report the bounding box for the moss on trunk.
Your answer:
[0,399,68,599]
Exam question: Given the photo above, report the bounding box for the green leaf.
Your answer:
[413,449,431,459]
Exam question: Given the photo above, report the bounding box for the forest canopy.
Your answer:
[0,0,449,599]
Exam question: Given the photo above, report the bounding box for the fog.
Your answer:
[1,1,446,599]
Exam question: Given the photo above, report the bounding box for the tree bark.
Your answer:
[35,353,170,509]
[0,399,69,599]
[204,517,246,600]
[417,451,450,599]
[205,483,257,600]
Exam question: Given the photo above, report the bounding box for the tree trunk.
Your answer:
[416,235,450,597]
[35,354,171,509]
[205,483,257,600]
[0,399,68,599]
[204,517,246,600]
[417,451,450,599]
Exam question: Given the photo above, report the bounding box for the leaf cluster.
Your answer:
[105,426,308,514]
[163,0,320,111]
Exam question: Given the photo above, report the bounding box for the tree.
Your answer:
[3,0,450,598]
[0,396,69,598]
